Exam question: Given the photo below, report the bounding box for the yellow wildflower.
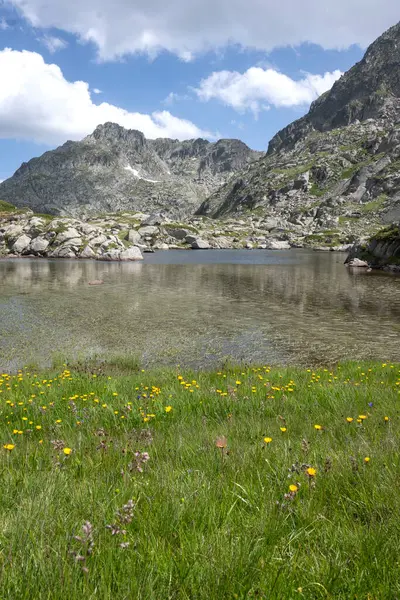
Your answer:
[289,484,298,493]
[306,467,316,477]
[264,437,272,444]
[63,447,72,456]
[280,427,287,433]
[314,424,322,430]
[364,457,370,463]
[3,444,15,451]
[165,406,173,413]
[346,417,353,423]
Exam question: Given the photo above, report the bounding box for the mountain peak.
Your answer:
[268,21,400,154]
[89,122,146,146]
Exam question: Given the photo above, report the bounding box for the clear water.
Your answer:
[0,250,399,371]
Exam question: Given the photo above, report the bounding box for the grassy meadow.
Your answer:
[1,360,400,599]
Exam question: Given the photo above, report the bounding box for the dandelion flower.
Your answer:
[165,406,172,413]
[306,467,316,477]
[63,447,72,456]
[280,427,287,433]
[346,417,353,423]
[359,415,367,420]
[364,457,370,463]
[3,444,15,451]
[264,437,272,444]
[35,425,42,430]
[314,424,322,430]
[289,484,298,493]
[384,416,389,422]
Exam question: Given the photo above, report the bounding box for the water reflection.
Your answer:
[0,251,399,370]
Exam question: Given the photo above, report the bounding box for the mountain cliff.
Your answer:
[198,22,400,240]
[0,123,261,218]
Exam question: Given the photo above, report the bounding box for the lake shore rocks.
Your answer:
[345,224,400,271]
[0,211,143,261]
[0,207,377,260]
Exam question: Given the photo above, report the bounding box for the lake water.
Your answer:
[0,250,399,371]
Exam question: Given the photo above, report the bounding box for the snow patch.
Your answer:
[124,165,159,183]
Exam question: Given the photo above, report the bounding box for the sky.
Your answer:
[0,0,399,182]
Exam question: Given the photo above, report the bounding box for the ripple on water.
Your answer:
[0,250,399,371]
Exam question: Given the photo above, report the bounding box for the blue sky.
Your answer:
[0,0,398,181]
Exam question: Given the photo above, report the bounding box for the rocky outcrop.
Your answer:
[345,224,400,270]
[0,211,143,261]
[0,123,261,219]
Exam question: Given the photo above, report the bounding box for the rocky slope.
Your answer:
[0,124,261,219]
[198,22,400,244]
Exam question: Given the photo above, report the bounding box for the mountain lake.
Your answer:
[0,249,399,371]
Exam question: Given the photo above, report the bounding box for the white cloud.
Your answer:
[93,88,102,94]
[40,34,68,53]
[7,0,400,60]
[0,18,9,30]
[195,67,343,114]
[163,91,190,105]
[0,48,213,145]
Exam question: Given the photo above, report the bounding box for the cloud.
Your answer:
[92,88,102,94]
[0,18,9,30]
[195,67,343,113]
[40,34,68,53]
[7,0,400,60]
[163,91,190,105]
[0,48,213,145]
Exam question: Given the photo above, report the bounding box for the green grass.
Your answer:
[309,183,325,197]
[0,361,400,599]
[359,195,387,213]
[0,200,17,213]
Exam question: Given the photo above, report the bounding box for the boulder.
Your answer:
[152,243,170,250]
[49,246,77,258]
[80,245,96,259]
[89,234,108,246]
[346,258,370,268]
[167,228,191,240]
[120,247,143,261]
[141,213,162,226]
[138,226,159,237]
[27,217,46,235]
[262,218,278,231]
[245,241,254,249]
[12,234,31,254]
[97,248,121,261]
[30,236,50,254]
[191,238,210,249]
[56,228,81,244]
[214,236,232,249]
[185,235,197,244]
[265,239,291,250]
[128,229,141,244]
[4,224,24,243]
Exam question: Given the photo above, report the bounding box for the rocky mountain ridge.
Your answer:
[0,123,261,219]
[198,21,400,241]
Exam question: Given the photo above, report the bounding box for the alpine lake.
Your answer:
[1,249,399,372]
